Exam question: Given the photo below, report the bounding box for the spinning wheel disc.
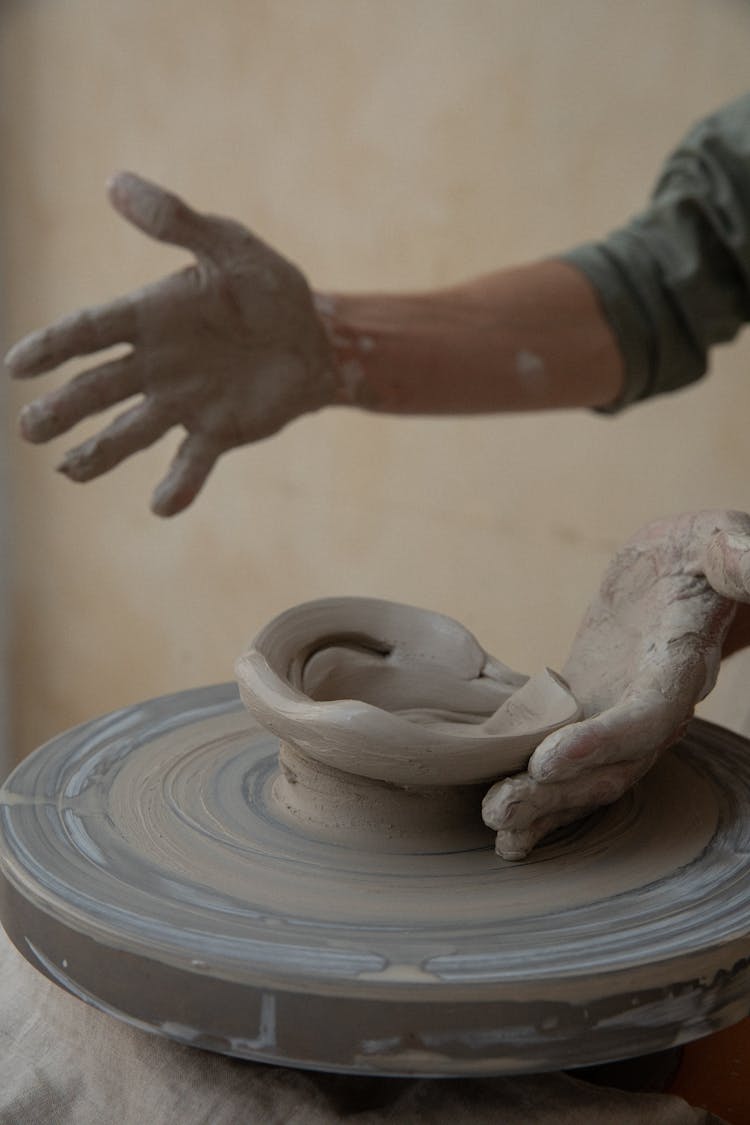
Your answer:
[2,683,750,1075]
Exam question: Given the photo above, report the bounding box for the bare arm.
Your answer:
[8,97,750,514]
[5,175,624,516]
[318,260,624,415]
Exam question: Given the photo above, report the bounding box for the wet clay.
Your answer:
[235,597,580,849]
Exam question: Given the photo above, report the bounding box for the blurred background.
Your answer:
[2,0,750,768]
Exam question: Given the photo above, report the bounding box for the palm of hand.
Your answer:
[562,512,734,726]
[7,173,336,515]
[484,511,750,859]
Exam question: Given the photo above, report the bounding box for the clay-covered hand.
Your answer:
[4,173,339,515]
[483,510,750,860]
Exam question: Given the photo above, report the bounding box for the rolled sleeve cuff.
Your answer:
[562,92,750,413]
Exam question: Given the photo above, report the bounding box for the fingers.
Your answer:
[150,433,223,517]
[5,299,138,377]
[481,688,685,861]
[493,806,600,861]
[57,401,174,482]
[527,692,680,783]
[19,357,142,443]
[483,757,649,832]
[704,527,750,602]
[483,756,651,860]
[107,171,237,263]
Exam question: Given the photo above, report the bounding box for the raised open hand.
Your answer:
[483,510,750,859]
[5,173,339,515]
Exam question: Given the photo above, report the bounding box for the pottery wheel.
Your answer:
[2,683,750,1076]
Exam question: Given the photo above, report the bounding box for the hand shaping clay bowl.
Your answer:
[4,600,750,1077]
[235,597,581,790]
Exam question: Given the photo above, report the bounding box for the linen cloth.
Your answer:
[0,929,726,1125]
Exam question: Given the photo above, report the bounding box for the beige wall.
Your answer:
[2,0,750,760]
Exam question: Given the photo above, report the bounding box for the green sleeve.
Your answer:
[563,92,750,411]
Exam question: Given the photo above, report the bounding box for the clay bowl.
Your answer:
[235,597,580,788]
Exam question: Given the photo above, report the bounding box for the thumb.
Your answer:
[107,171,226,261]
[528,690,684,782]
[704,526,750,602]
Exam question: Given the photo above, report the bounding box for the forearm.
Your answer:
[316,259,625,415]
[319,93,750,420]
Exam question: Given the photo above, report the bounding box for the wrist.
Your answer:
[312,291,371,408]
